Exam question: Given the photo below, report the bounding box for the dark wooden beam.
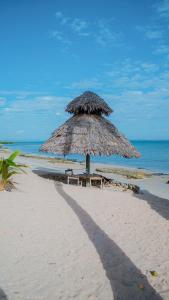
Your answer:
[86,154,90,174]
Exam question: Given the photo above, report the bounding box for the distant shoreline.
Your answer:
[1,140,169,174]
[1,146,169,176]
[1,147,169,200]
[1,139,169,143]
[0,141,15,144]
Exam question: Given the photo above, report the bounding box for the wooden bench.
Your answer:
[81,174,104,188]
[67,174,103,188]
[67,176,82,186]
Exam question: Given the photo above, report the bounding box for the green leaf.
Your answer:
[0,151,27,190]
[150,271,158,277]
[8,150,20,161]
[0,160,3,173]
[7,171,18,179]
[6,159,18,167]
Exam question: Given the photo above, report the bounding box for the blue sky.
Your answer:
[0,0,169,140]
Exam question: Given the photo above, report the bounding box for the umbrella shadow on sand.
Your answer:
[0,288,8,300]
[55,183,162,300]
[135,190,169,221]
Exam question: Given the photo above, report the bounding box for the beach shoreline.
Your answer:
[1,148,169,200]
[2,140,169,174]
[1,146,168,174]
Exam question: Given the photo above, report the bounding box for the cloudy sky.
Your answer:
[0,0,169,140]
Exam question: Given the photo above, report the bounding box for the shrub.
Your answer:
[0,151,26,191]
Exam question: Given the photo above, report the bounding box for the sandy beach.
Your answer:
[0,151,169,300]
[1,0,169,298]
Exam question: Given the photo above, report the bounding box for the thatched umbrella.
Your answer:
[40,91,140,174]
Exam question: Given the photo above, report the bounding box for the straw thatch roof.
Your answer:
[66,91,113,116]
[41,91,140,158]
[41,113,140,158]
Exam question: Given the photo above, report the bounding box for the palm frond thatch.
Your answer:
[66,91,113,116]
[40,114,140,158]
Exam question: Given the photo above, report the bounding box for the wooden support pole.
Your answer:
[86,154,90,174]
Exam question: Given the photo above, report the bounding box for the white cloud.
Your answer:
[104,58,169,109]
[50,30,71,45]
[67,78,102,89]
[154,44,169,60]
[3,95,70,115]
[103,88,169,121]
[136,25,163,40]
[55,11,63,18]
[95,20,118,46]
[71,18,90,36]
[53,11,121,47]
[140,63,159,72]
[51,30,64,40]
[0,90,46,97]
[154,0,169,17]
[16,130,24,135]
[54,11,90,37]
[145,29,163,39]
[117,60,158,75]
[155,44,169,54]
[0,97,6,105]
[55,11,69,25]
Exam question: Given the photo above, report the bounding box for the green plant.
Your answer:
[0,151,26,191]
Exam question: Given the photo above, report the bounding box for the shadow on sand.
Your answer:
[55,182,162,300]
[0,288,8,300]
[33,168,68,184]
[136,190,169,221]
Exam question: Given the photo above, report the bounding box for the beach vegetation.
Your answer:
[96,167,152,179]
[0,151,27,191]
[0,141,14,144]
[150,270,158,277]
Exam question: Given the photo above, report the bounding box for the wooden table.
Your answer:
[67,174,103,188]
[67,176,82,186]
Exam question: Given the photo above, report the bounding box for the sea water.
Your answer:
[5,140,169,173]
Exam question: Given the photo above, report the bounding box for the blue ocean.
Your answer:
[5,141,169,174]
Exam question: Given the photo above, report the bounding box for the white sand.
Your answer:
[1,169,169,300]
